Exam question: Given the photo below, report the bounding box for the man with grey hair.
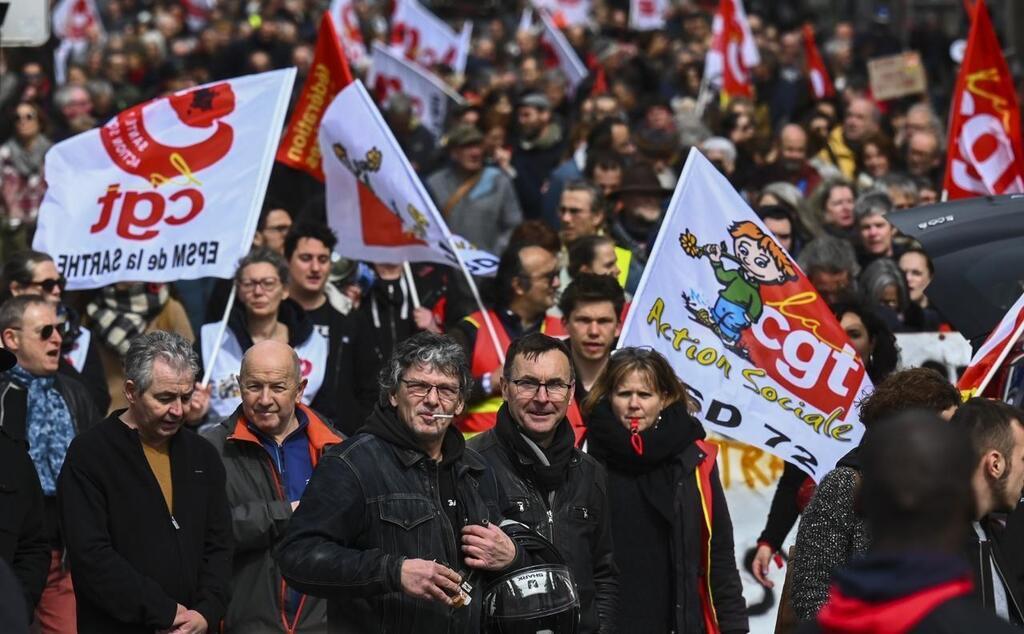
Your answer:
[797,235,861,304]
[854,190,899,267]
[699,136,737,179]
[58,331,231,634]
[277,332,521,633]
[203,340,342,632]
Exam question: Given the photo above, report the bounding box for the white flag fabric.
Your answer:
[538,9,588,95]
[329,0,369,67]
[704,0,760,95]
[52,0,106,84]
[321,80,497,275]
[958,291,1024,397]
[35,69,296,289]
[369,42,464,139]
[389,0,471,75]
[618,149,870,480]
[532,0,590,26]
[629,0,667,30]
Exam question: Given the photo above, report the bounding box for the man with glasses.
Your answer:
[450,242,566,434]
[468,333,618,634]
[0,295,99,632]
[277,332,521,633]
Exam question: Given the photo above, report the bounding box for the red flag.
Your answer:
[943,0,1024,199]
[802,24,834,99]
[958,291,1024,398]
[276,13,353,182]
[704,0,759,100]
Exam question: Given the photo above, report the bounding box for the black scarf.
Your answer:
[586,399,704,522]
[494,403,575,494]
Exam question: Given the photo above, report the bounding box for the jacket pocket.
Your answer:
[378,496,435,531]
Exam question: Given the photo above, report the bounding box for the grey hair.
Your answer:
[700,136,737,163]
[53,84,89,109]
[861,258,909,313]
[0,295,51,331]
[874,173,919,205]
[854,190,894,223]
[124,331,200,394]
[907,102,945,140]
[378,332,472,406]
[234,247,289,286]
[798,235,861,279]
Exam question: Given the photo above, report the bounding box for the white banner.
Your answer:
[389,0,471,74]
[629,0,667,31]
[618,149,870,481]
[538,9,588,95]
[532,0,590,26]
[369,42,464,139]
[321,80,496,275]
[329,0,369,67]
[35,69,296,289]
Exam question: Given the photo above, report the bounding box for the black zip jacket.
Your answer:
[468,421,619,634]
[202,404,343,633]
[275,404,518,633]
[967,517,1024,624]
[0,433,49,617]
[57,413,232,634]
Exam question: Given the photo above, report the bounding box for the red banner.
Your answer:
[943,0,1024,199]
[276,13,353,182]
[803,24,834,99]
[705,0,759,100]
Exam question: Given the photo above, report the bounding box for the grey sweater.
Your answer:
[790,466,872,621]
[426,165,522,254]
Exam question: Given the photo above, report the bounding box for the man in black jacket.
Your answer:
[951,398,1024,624]
[203,340,343,632]
[276,332,520,633]
[468,332,618,633]
[801,411,1018,634]
[0,295,99,631]
[57,331,231,634]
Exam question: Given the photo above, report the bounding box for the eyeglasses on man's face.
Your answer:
[400,379,461,402]
[507,377,572,401]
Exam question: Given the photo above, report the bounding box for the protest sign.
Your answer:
[619,149,871,480]
[867,51,927,101]
[35,69,296,289]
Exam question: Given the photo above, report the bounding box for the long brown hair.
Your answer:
[582,347,691,416]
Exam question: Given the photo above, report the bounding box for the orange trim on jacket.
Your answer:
[694,439,720,633]
[457,309,567,434]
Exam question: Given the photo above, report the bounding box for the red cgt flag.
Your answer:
[704,0,760,100]
[802,24,834,99]
[276,13,353,182]
[943,0,1024,199]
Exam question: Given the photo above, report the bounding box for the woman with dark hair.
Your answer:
[583,347,748,634]
[855,132,899,189]
[0,102,51,259]
[1,249,110,412]
[752,299,898,592]
[898,247,944,331]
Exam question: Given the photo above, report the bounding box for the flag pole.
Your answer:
[403,261,421,308]
[201,283,236,388]
[446,238,506,364]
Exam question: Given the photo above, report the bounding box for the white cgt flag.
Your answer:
[389,0,472,75]
[329,0,369,67]
[532,0,591,26]
[537,9,588,95]
[629,0,667,30]
[35,69,296,289]
[320,80,497,276]
[619,149,870,480]
[368,42,464,139]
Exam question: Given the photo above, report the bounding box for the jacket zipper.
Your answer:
[261,452,307,632]
[991,548,1023,618]
[428,463,459,566]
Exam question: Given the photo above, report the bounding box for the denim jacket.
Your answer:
[275,431,511,633]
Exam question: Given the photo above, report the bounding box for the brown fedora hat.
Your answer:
[608,161,673,199]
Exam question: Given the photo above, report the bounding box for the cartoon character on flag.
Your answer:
[679,222,797,355]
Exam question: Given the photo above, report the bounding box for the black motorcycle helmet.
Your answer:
[482,523,580,634]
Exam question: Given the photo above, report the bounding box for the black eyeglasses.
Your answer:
[28,277,66,293]
[9,324,59,340]
[508,378,573,401]
[400,379,461,402]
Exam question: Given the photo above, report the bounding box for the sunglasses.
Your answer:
[9,324,59,340]
[31,277,66,293]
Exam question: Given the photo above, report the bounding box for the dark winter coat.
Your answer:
[57,413,232,634]
[0,433,49,617]
[202,404,343,633]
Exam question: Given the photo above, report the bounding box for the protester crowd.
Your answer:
[1,0,1022,633]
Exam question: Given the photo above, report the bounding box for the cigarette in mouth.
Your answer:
[431,414,455,420]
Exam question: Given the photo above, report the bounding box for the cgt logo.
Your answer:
[93,83,236,240]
